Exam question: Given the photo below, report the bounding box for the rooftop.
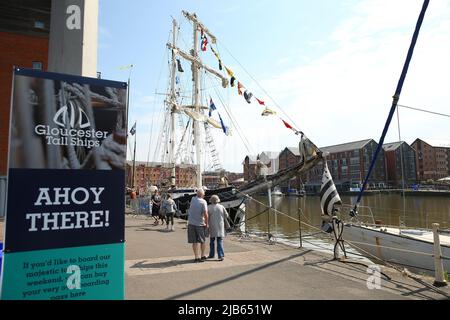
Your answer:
[260,151,280,159]
[285,147,301,156]
[321,139,373,154]
[383,141,406,151]
[421,139,450,148]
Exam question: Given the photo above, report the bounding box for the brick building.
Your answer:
[126,161,197,194]
[242,151,280,183]
[202,171,244,189]
[0,0,51,176]
[306,139,386,192]
[411,139,450,181]
[278,147,305,192]
[383,141,417,187]
[242,155,258,182]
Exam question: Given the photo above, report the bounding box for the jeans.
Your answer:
[209,237,224,258]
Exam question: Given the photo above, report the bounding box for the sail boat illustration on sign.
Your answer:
[152,11,324,225]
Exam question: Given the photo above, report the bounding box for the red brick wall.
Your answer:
[384,150,397,185]
[0,31,49,175]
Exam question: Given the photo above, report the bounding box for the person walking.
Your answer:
[207,195,230,261]
[151,190,162,225]
[162,194,177,231]
[187,189,208,263]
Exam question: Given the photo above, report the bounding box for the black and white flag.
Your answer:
[320,161,342,216]
[129,122,136,136]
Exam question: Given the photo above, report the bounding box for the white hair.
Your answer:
[197,188,205,197]
[210,195,220,204]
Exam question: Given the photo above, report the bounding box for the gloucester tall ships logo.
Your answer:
[34,101,109,148]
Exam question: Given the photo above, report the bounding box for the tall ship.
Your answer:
[149,11,323,224]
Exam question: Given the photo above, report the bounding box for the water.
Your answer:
[245,194,450,237]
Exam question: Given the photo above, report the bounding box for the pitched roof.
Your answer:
[421,139,450,148]
[286,147,300,156]
[321,139,373,154]
[243,155,258,165]
[382,141,404,151]
[260,151,280,159]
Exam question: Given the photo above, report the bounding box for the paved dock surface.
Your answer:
[123,216,450,300]
[1,217,449,300]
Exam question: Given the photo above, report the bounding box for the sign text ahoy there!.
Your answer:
[25,187,111,232]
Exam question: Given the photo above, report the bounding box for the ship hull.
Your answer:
[343,224,450,274]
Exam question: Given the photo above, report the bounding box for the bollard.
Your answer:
[267,187,272,242]
[332,218,340,260]
[432,223,447,287]
[298,208,302,248]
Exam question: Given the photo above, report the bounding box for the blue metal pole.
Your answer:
[352,0,430,215]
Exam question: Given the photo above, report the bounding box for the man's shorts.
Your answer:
[187,224,206,243]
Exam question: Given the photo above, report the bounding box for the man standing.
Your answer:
[187,189,209,262]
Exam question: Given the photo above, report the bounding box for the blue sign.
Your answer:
[1,69,127,300]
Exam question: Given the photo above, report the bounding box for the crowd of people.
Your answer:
[145,188,230,262]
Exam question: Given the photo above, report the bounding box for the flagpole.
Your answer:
[132,123,137,189]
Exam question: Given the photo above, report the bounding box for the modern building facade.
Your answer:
[383,141,417,187]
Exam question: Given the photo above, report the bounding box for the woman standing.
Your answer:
[207,195,230,261]
[151,190,162,225]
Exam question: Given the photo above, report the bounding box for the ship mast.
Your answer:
[167,11,229,189]
[169,18,178,188]
[192,15,202,188]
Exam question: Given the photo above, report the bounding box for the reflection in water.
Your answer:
[246,194,450,237]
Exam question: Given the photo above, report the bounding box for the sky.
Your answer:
[98,0,450,173]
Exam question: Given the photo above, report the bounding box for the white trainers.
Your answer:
[171,225,175,231]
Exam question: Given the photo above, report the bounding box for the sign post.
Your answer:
[0,68,127,300]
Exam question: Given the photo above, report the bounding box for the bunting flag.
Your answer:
[261,107,276,116]
[218,112,231,136]
[225,66,234,77]
[282,119,294,130]
[200,29,208,52]
[129,122,136,136]
[210,46,223,70]
[176,59,184,73]
[320,161,342,216]
[225,67,236,87]
[243,90,253,104]
[255,98,266,106]
[237,82,245,95]
[209,97,217,117]
[281,118,302,135]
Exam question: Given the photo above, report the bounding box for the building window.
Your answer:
[32,61,43,70]
[34,21,45,29]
